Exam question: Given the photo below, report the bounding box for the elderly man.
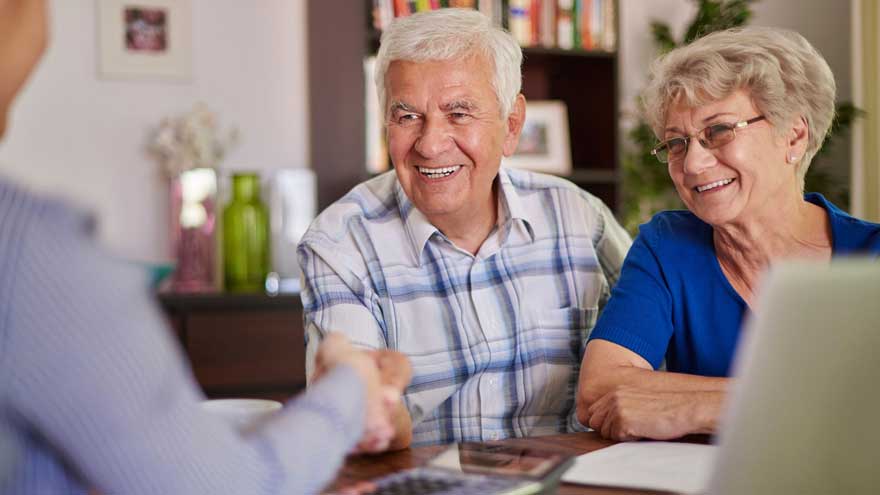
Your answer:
[299,8,631,448]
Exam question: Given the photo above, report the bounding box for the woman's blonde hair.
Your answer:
[641,27,836,188]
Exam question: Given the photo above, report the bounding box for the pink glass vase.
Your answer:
[169,168,218,292]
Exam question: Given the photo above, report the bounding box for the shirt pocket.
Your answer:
[522,307,598,344]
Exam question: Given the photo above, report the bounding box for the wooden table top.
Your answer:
[329,431,704,494]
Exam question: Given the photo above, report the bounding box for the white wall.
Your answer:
[0,0,309,262]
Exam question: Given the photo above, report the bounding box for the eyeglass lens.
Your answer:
[655,123,738,163]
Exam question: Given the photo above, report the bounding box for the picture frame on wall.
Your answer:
[97,0,192,80]
[503,100,572,176]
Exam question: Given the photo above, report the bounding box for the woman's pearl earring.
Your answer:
[788,153,798,163]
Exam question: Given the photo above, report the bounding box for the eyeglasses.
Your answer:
[650,115,766,164]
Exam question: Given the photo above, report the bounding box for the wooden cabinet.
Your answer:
[307,1,620,211]
[159,292,306,402]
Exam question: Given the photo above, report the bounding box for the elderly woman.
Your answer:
[576,26,880,441]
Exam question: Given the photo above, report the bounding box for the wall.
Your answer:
[0,0,309,262]
[619,0,852,194]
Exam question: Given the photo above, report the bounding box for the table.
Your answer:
[330,432,704,494]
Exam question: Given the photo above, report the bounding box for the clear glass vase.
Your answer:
[169,168,218,292]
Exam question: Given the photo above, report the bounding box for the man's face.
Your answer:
[384,56,523,227]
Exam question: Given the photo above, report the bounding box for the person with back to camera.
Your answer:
[576,26,880,441]
[0,1,410,494]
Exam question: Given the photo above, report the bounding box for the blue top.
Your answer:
[589,193,880,376]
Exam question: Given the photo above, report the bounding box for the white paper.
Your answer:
[561,442,718,495]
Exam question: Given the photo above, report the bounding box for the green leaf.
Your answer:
[651,22,677,53]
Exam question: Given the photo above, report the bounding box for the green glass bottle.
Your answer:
[223,173,270,292]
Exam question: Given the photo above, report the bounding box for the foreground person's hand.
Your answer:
[313,334,408,453]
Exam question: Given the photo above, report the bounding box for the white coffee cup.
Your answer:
[201,398,283,432]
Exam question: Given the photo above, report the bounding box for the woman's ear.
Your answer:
[786,115,809,164]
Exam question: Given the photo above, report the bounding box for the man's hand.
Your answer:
[312,334,411,453]
[584,387,721,441]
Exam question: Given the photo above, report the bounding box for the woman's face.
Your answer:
[663,90,800,227]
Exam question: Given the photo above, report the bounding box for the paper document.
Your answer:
[561,441,718,494]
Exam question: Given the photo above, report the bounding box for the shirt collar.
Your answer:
[497,167,537,242]
[395,167,537,264]
[395,180,438,263]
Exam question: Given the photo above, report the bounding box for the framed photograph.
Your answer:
[503,100,572,176]
[97,0,192,80]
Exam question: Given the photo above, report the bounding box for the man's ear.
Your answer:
[786,115,809,163]
[502,94,527,157]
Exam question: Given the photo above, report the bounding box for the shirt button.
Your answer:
[488,377,497,386]
[489,432,500,440]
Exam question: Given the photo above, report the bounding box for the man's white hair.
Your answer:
[374,8,522,119]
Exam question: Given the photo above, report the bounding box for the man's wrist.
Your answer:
[388,401,413,450]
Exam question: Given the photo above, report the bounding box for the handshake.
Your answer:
[312,333,413,453]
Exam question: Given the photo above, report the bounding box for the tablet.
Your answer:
[428,442,574,481]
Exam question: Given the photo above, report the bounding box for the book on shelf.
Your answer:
[602,0,616,51]
[479,0,504,27]
[372,0,616,52]
[508,0,532,46]
[539,0,556,47]
[575,0,589,50]
[557,0,575,49]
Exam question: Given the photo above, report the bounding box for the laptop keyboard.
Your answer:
[368,468,535,495]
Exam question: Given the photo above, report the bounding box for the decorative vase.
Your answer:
[169,168,218,292]
[223,173,270,292]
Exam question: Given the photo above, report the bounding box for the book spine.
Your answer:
[557,0,575,49]
[530,0,541,46]
[540,0,556,47]
[378,0,394,30]
[602,0,616,51]
[393,0,411,16]
[590,0,602,50]
[576,0,591,50]
[509,0,533,46]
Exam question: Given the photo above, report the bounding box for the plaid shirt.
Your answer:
[299,167,631,446]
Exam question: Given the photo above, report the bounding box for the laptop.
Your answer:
[708,258,880,494]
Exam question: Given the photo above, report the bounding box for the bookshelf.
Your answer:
[307,1,620,212]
